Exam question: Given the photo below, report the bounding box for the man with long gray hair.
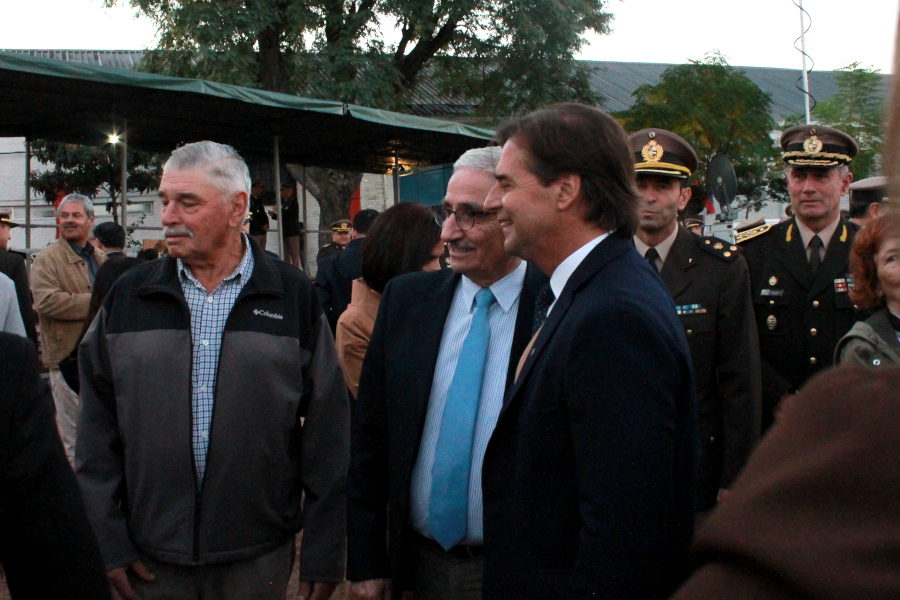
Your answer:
[76,141,349,600]
[31,192,107,463]
[347,146,547,600]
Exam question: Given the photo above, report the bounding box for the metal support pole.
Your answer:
[301,164,308,272]
[799,0,811,124]
[392,153,400,204]
[120,120,128,230]
[24,139,31,250]
[273,136,285,260]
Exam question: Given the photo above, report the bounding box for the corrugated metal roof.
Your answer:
[4,49,144,70]
[2,50,888,123]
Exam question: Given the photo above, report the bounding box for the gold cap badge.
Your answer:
[641,140,664,163]
[803,135,823,154]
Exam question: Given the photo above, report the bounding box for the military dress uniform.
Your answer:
[738,123,862,430]
[657,229,761,510]
[630,128,761,511]
[738,217,860,429]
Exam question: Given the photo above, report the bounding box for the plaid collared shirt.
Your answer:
[178,236,254,483]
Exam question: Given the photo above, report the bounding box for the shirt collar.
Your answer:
[795,214,841,251]
[178,234,254,291]
[549,233,609,303]
[633,225,679,266]
[460,260,527,313]
[69,239,94,257]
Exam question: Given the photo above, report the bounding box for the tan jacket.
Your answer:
[31,238,106,368]
[335,279,382,398]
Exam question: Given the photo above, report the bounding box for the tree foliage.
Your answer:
[812,62,884,179]
[30,140,164,225]
[105,0,613,231]
[620,52,778,208]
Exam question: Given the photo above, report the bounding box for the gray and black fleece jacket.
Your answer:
[75,240,349,581]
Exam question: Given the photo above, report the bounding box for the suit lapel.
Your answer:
[408,271,461,427]
[500,235,631,416]
[659,228,696,299]
[810,221,852,297]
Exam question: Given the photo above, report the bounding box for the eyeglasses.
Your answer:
[433,204,496,231]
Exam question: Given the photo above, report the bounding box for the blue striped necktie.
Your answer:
[428,287,496,550]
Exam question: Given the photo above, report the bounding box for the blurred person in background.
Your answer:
[848,176,887,228]
[248,180,270,248]
[0,211,37,345]
[335,203,442,398]
[318,208,380,333]
[92,222,127,256]
[835,213,900,367]
[0,332,111,600]
[0,271,26,337]
[31,193,107,464]
[58,256,144,395]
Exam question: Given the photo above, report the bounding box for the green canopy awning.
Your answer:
[0,51,493,172]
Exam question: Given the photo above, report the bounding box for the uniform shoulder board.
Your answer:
[697,236,739,261]
[735,223,773,244]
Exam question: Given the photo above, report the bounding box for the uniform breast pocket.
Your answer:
[680,313,714,343]
[833,291,856,334]
[754,294,790,337]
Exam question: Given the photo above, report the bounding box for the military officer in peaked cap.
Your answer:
[848,175,888,228]
[631,128,761,512]
[316,219,353,270]
[737,124,861,430]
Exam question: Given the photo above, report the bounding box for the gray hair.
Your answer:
[165,141,251,219]
[56,193,94,219]
[454,147,502,175]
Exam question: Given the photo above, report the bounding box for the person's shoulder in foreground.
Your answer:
[0,332,111,600]
[673,366,900,600]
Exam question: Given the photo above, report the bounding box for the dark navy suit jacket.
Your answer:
[482,234,698,600]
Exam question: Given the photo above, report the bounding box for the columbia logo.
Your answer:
[253,309,283,320]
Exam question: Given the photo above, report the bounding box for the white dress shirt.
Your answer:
[547,233,610,317]
[409,260,527,545]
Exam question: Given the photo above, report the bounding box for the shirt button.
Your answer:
[809,357,817,365]
[810,328,818,336]
[812,300,820,308]
[207,297,213,303]
[201,385,207,392]
[201,432,208,439]
[202,340,209,346]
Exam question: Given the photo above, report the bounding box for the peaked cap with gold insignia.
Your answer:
[628,128,698,180]
[780,124,858,168]
[332,219,352,232]
[0,210,19,228]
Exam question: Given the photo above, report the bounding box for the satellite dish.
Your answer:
[707,154,737,210]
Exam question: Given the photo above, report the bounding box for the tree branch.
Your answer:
[395,14,460,90]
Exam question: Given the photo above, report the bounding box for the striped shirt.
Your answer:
[178,236,254,483]
[409,260,527,545]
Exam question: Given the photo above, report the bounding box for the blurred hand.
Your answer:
[348,579,392,600]
[107,560,155,600]
[297,580,339,600]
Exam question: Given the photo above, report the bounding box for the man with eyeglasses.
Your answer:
[347,147,547,600]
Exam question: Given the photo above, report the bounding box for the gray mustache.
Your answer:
[164,226,194,238]
[448,241,476,251]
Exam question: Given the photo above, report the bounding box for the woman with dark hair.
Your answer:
[58,256,144,393]
[835,213,900,367]
[336,203,443,397]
